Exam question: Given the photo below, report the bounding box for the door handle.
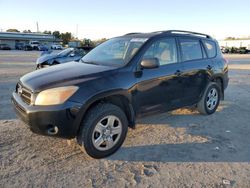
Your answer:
[207,65,213,70]
[175,70,182,76]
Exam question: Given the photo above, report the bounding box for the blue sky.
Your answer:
[0,0,250,39]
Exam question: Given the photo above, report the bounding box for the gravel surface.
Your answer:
[0,51,250,187]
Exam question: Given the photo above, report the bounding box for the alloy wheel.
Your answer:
[206,88,218,111]
[92,115,122,151]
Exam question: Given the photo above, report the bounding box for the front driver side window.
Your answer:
[143,38,177,66]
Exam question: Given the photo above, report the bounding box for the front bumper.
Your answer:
[223,70,229,90]
[11,92,82,139]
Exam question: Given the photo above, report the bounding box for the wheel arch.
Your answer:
[74,92,136,136]
[211,76,224,100]
[52,59,60,64]
[199,75,225,102]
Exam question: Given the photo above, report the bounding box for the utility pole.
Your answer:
[76,24,78,39]
[36,22,39,33]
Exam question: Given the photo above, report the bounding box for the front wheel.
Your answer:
[197,82,221,115]
[77,103,128,158]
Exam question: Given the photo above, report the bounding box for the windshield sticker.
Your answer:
[130,38,148,43]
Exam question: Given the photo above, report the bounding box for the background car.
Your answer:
[221,46,249,54]
[29,41,40,50]
[238,47,249,54]
[37,45,49,51]
[221,46,230,54]
[0,44,11,50]
[24,44,33,51]
[15,42,25,50]
[36,47,93,69]
[51,44,63,50]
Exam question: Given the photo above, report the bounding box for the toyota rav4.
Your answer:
[12,30,229,158]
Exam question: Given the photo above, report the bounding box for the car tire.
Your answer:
[197,82,221,115]
[77,103,128,158]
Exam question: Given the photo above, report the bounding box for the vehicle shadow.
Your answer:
[108,100,250,162]
[0,81,17,120]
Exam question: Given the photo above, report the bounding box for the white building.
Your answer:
[218,39,250,50]
[0,32,61,49]
[68,40,81,48]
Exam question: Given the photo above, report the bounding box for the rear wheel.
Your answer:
[197,82,221,115]
[77,103,128,158]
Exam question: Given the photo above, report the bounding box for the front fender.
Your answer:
[71,89,134,136]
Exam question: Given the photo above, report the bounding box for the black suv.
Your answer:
[12,30,229,158]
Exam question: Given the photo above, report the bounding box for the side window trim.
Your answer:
[200,39,208,59]
[178,37,205,62]
[202,39,217,59]
[175,37,182,63]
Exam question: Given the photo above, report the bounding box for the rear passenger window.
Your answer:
[180,39,203,61]
[143,38,177,66]
[203,40,216,58]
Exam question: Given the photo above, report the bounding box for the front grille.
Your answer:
[12,97,29,125]
[17,83,32,105]
[13,98,26,114]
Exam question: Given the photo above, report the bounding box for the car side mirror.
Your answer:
[140,58,160,69]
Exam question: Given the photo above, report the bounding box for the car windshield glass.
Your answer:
[81,37,147,66]
[57,48,73,56]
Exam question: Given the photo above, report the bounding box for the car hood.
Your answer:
[36,53,58,64]
[20,62,117,92]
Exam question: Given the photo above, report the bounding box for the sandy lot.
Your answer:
[0,51,250,187]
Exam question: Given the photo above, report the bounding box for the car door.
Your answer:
[134,37,185,115]
[178,37,211,105]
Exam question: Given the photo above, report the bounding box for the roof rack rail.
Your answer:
[124,32,142,36]
[163,30,212,39]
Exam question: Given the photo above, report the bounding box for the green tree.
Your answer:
[23,30,32,33]
[225,37,236,40]
[93,38,108,46]
[7,29,20,32]
[43,30,52,35]
[52,31,61,39]
[61,32,72,44]
[81,38,94,47]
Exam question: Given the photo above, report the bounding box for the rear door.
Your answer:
[178,37,211,105]
[135,37,185,115]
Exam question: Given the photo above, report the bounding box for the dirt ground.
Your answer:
[0,51,250,188]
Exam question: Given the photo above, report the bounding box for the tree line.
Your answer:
[225,37,250,41]
[5,28,107,46]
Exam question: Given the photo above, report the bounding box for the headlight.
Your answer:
[35,86,78,106]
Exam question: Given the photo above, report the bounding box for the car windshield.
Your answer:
[81,37,147,66]
[57,48,74,56]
